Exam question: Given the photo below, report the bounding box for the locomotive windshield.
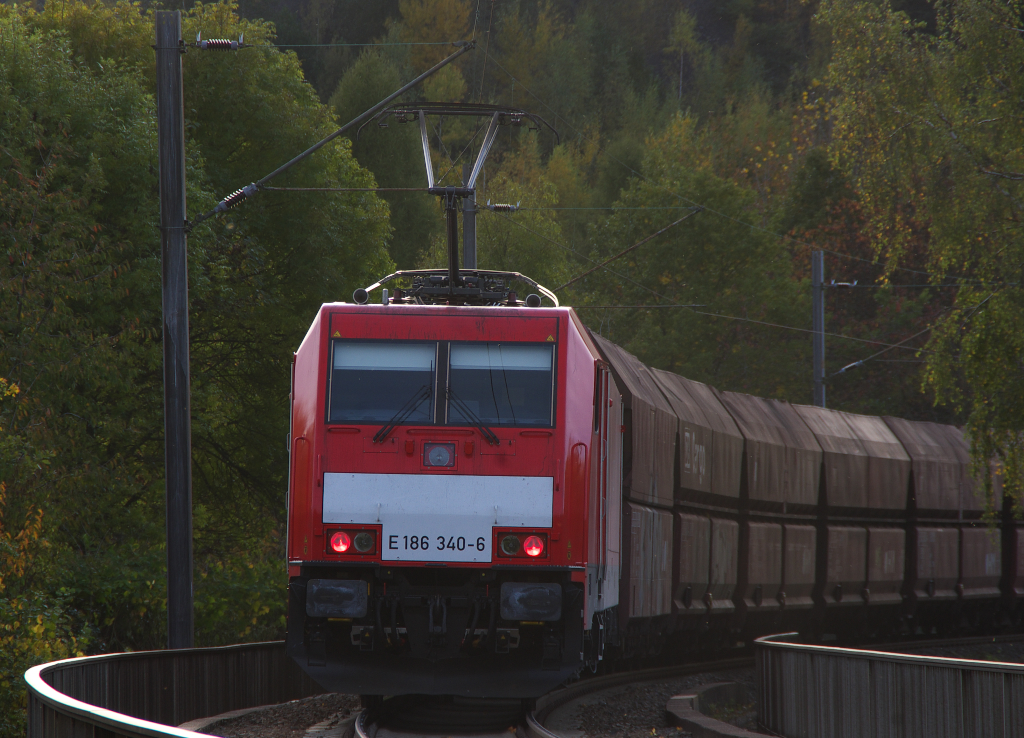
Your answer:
[326,340,554,427]
[328,341,436,423]
[448,343,554,427]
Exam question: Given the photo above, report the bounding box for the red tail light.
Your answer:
[523,535,544,557]
[495,531,548,558]
[330,531,351,553]
[327,529,377,555]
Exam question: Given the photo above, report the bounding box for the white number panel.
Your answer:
[322,473,554,562]
[381,514,491,562]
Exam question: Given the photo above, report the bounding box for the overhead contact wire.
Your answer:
[479,206,682,304]
[830,326,934,377]
[482,205,936,353]
[554,208,702,291]
[263,187,435,192]
[189,40,476,230]
[268,41,452,47]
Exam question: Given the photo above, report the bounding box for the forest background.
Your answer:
[1,0,1022,731]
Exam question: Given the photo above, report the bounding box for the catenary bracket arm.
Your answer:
[466,112,501,190]
[419,110,436,189]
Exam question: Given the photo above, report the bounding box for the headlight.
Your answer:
[423,442,455,467]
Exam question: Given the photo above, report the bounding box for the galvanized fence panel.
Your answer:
[26,641,324,738]
[1008,673,1024,738]
[756,633,1024,738]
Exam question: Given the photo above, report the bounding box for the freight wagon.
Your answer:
[285,289,1020,699]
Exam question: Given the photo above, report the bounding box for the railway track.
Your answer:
[26,634,1024,738]
[349,655,753,737]
[529,655,755,738]
[353,634,1024,736]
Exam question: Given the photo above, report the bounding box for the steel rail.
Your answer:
[528,656,754,732]
[351,656,755,738]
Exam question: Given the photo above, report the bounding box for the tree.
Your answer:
[666,9,699,105]
[329,49,442,268]
[569,115,809,399]
[398,0,472,70]
[0,0,392,680]
[771,151,954,420]
[821,0,1024,508]
[472,137,571,288]
[0,381,87,736]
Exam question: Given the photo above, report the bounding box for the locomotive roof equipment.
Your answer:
[352,103,559,307]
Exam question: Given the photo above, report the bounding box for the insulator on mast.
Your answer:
[215,183,258,212]
[486,200,520,213]
[195,32,244,50]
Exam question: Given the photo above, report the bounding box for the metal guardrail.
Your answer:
[25,641,324,738]
[755,632,1024,737]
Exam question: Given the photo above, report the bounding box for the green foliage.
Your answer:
[195,554,287,644]
[3,1,1021,731]
[0,2,160,559]
[0,3,389,731]
[569,115,809,398]
[821,0,1024,506]
[771,152,951,419]
[467,139,571,287]
[319,0,978,428]
[0,380,90,736]
[329,49,441,268]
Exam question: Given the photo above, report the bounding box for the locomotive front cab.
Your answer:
[286,304,596,697]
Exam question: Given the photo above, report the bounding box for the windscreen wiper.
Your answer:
[447,388,501,446]
[373,386,431,443]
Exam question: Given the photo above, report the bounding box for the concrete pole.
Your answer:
[155,11,194,649]
[812,250,825,408]
[462,163,477,269]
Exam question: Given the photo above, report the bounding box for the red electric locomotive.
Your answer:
[285,103,619,697]
[284,102,1019,701]
[285,273,620,697]
[285,277,1019,699]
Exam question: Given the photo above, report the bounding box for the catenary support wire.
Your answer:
[188,40,476,231]
[481,205,937,353]
[554,209,701,292]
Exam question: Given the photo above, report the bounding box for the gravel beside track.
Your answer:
[198,693,359,738]
[548,668,761,738]
[192,639,1021,738]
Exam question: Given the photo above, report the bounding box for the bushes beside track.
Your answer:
[0,3,390,734]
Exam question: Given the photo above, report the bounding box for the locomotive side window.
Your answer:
[328,341,436,424]
[448,343,554,427]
